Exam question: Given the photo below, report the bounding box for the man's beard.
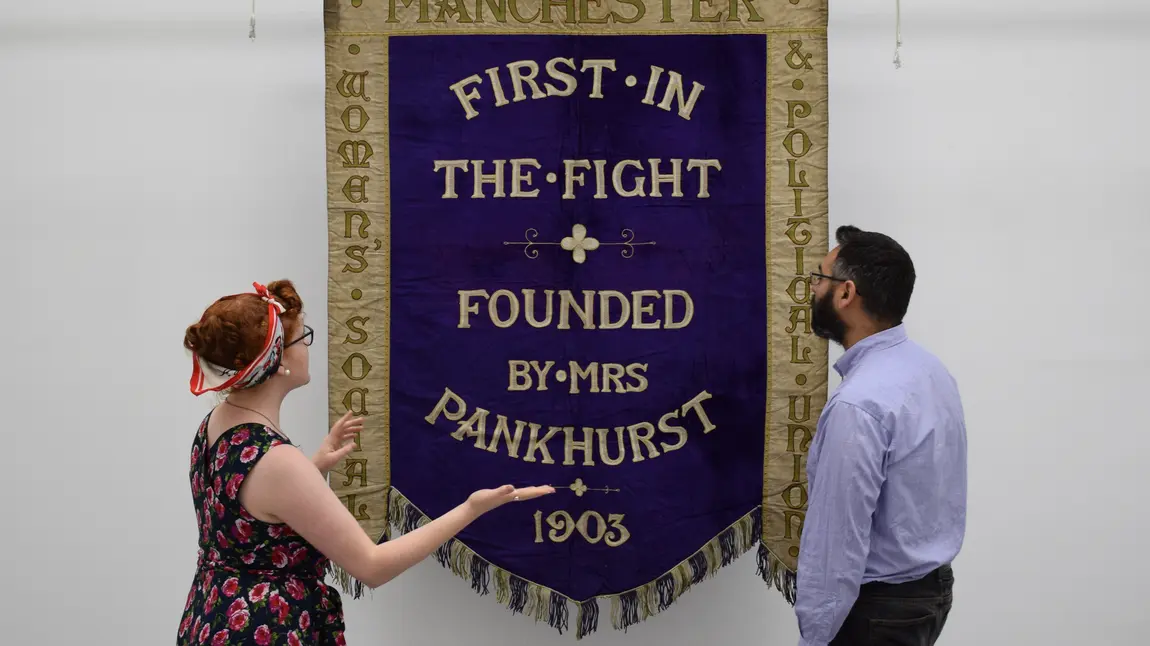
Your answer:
[811,290,846,345]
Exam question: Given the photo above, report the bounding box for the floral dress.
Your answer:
[178,415,347,645]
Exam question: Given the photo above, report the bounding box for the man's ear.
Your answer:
[838,280,857,307]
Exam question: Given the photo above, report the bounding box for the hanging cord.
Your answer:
[249,0,257,40]
[892,0,902,68]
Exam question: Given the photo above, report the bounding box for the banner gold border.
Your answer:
[759,30,828,597]
[327,33,393,545]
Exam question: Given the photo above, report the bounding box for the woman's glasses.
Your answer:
[286,324,314,348]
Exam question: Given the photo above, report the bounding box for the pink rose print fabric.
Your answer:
[178,416,347,645]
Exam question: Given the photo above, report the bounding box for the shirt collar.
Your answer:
[833,324,908,377]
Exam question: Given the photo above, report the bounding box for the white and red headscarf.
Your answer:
[189,282,286,396]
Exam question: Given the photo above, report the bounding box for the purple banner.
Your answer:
[387,34,767,607]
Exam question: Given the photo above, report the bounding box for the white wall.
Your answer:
[1,0,1148,644]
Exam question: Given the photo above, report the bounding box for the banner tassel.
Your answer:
[756,543,798,605]
[249,0,257,40]
[576,597,599,640]
[470,555,491,596]
[655,573,676,611]
[718,526,738,566]
[507,575,529,614]
[612,591,641,632]
[549,590,571,634]
[687,550,709,585]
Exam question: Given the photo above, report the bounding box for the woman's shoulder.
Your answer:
[206,423,293,474]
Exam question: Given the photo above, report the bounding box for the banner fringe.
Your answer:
[326,488,776,639]
[755,542,798,605]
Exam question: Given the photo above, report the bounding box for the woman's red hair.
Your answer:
[184,280,304,370]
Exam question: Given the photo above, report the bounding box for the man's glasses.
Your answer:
[809,271,846,286]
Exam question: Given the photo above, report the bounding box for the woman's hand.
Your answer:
[313,411,363,475]
[467,484,555,515]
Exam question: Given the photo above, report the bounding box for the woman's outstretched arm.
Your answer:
[242,443,553,588]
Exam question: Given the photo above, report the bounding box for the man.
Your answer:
[794,225,967,646]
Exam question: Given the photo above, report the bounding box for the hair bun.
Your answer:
[183,323,203,354]
[267,280,303,316]
[184,317,245,369]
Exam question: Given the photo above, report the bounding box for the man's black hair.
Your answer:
[832,225,916,325]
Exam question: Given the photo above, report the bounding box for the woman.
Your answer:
[177,281,553,645]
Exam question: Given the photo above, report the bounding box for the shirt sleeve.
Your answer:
[794,401,888,646]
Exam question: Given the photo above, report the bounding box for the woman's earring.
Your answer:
[284,368,292,376]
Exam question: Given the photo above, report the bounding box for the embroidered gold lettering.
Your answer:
[425,389,718,464]
[457,288,695,330]
[534,510,630,546]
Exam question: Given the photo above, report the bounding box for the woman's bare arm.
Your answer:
[241,444,552,588]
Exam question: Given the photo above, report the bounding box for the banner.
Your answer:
[325,0,828,637]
